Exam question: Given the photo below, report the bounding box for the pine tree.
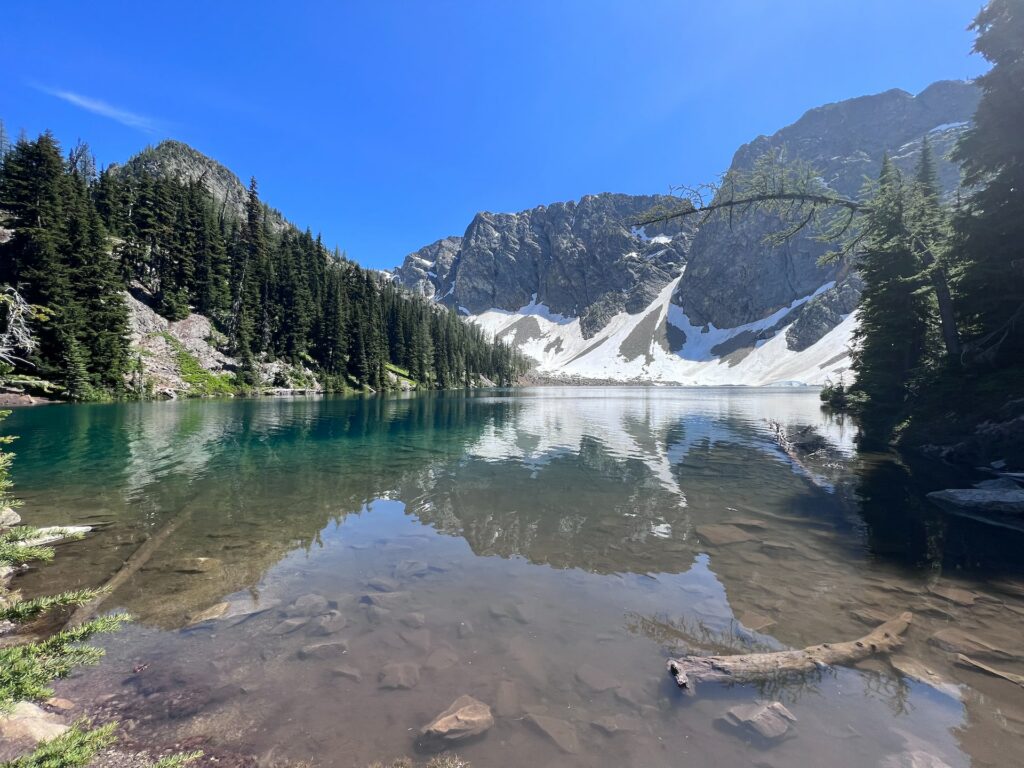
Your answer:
[0,133,77,376]
[951,0,1024,365]
[851,156,929,441]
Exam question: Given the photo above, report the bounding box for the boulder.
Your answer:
[418,695,494,748]
[0,507,21,528]
[0,702,69,758]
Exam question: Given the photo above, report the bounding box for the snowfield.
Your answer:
[470,273,855,386]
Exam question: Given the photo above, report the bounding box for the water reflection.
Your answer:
[6,389,1024,768]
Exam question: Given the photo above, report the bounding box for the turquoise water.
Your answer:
[7,389,1024,767]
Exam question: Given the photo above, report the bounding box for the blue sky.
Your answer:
[2,1,987,270]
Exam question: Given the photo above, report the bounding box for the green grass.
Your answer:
[160,333,238,397]
[0,722,117,768]
[385,363,419,389]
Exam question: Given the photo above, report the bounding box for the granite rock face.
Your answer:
[673,80,979,333]
[394,193,696,338]
[392,81,979,381]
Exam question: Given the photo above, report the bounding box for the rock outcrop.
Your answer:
[394,193,696,338]
[673,80,979,331]
[112,140,288,232]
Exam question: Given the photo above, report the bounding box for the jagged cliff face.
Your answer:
[676,80,979,331]
[394,194,696,338]
[395,81,979,385]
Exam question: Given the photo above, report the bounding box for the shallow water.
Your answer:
[7,388,1024,767]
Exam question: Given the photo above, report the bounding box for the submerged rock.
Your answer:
[424,647,459,671]
[525,713,581,754]
[378,662,420,689]
[367,576,400,593]
[297,640,349,660]
[575,663,618,693]
[418,695,494,748]
[720,701,797,741]
[173,556,221,574]
[495,680,520,717]
[591,714,644,735]
[890,656,961,700]
[286,593,331,617]
[308,611,347,636]
[695,524,756,546]
[332,664,362,682]
[928,628,1017,663]
[187,601,230,625]
[394,560,432,579]
[269,617,309,635]
[928,488,1024,515]
[927,584,979,606]
[880,750,954,768]
[400,627,432,652]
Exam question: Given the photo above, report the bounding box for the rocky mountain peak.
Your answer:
[112,139,288,231]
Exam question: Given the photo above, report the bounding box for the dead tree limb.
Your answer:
[65,508,194,628]
[667,612,912,694]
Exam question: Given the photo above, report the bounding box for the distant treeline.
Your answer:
[0,131,526,398]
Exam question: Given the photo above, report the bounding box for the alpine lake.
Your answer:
[7,388,1024,768]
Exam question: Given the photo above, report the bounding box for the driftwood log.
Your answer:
[667,612,912,694]
[66,508,194,629]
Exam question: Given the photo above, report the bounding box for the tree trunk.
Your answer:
[667,612,912,694]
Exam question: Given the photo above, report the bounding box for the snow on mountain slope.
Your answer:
[472,273,855,386]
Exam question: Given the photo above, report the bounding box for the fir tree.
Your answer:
[951,0,1024,365]
[850,156,928,441]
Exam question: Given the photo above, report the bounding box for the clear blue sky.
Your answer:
[1,1,987,270]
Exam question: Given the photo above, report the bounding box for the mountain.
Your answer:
[393,80,980,385]
[111,140,289,231]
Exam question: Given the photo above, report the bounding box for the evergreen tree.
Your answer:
[951,0,1024,365]
[851,156,928,441]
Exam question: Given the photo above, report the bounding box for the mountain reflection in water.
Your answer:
[7,389,1024,768]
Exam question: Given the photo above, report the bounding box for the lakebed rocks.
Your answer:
[719,701,797,742]
[0,702,69,761]
[418,695,494,749]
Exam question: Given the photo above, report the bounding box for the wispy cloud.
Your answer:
[34,84,164,134]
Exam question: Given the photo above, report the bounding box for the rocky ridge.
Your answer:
[393,80,980,385]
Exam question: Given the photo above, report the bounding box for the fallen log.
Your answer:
[66,508,194,629]
[667,612,912,694]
